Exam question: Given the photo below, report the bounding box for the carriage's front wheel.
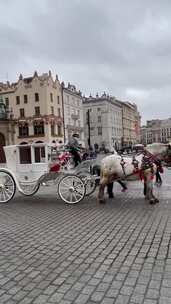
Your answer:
[58,175,85,204]
[0,170,16,203]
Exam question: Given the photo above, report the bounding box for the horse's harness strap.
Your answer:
[120,155,140,178]
[120,157,126,177]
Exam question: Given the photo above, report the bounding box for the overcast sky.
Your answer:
[0,0,171,124]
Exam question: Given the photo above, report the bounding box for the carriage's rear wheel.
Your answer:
[0,170,16,203]
[58,175,85,204]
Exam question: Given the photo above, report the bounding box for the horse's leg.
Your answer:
[151,181,159,203]
[145,171,154,204]
[146,172,159,204]
[98,182,106,204]
[98,170,108,204]
[118,180,127,192]
[107,182,114,198]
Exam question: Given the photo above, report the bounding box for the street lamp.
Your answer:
[86,109,91,148]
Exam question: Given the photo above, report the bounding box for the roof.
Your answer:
[23,77,33,84]
[83,97,122,108]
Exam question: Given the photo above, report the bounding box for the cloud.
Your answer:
[0,0,171,124]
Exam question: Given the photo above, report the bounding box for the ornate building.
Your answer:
[0,71,64,145]
[62,82,84,145]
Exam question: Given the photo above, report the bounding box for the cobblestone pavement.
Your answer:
[0,170,171,304]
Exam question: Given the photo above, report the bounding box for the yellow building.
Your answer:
[0,71,64,145]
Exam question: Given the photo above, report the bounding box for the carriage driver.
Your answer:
[67,133,81,167]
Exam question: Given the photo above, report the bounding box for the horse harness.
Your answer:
[120,155,139,178]
[120,150,159,179]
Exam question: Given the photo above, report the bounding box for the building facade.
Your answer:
[141,118,171,145]
[0,96,15,163]
[62,82,84,145]
[0,71,64,145]
[119,101,141,147]
[83,93,123,151]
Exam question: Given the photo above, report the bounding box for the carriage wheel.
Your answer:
[77,171,96,196]
[58,175,85,204]
[0,170,16,203]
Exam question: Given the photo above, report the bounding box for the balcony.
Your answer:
[18,134,45,139]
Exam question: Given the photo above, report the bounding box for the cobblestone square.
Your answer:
[0,170,171,303]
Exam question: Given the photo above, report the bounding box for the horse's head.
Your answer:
[146,143,168,158]
[146,142,171,166]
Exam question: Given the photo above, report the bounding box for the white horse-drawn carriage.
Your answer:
[0,143,97,204]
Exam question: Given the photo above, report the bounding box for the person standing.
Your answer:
[67,134,81,167]
[155,159,163,185]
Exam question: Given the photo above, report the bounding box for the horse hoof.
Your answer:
[98,199,106,204]
[149,199,156,205]
[154,198,159,203]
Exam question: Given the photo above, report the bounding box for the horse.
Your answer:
[97,143,169,205]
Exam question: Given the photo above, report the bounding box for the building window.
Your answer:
[98,126,102,135]
[34,121,44,136]
[51,106,54,115]
[16,96,20,105]
[58,108,61,117]
[35,106,40,116]
[57,96,60,104]
[20,108,25,118]
[98,116,101,123]
[97,108,101,112]
[24,94,28,104]
[51,124,55,136]
[19,123,29,137]
[35,93,39,102]
[57,125,62,136]
[50,93,53,102]
[5,97,9,108]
